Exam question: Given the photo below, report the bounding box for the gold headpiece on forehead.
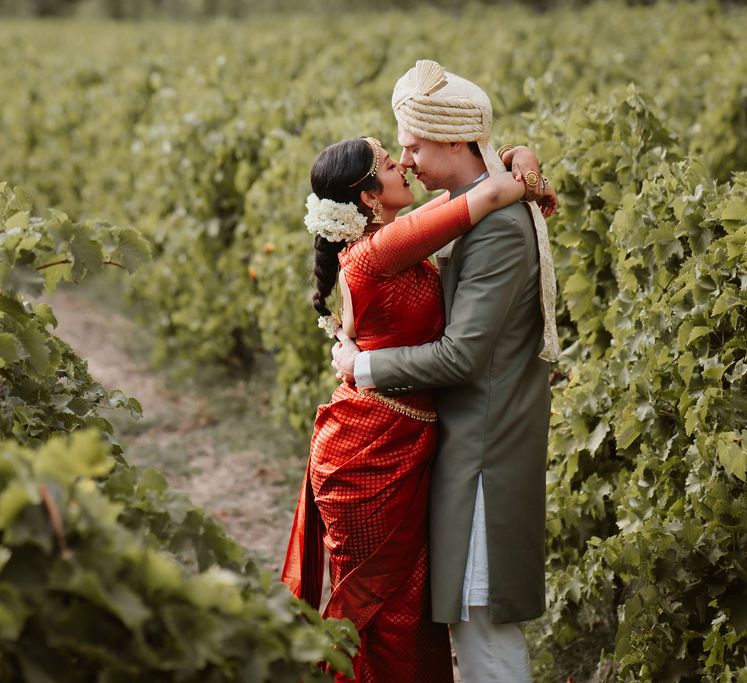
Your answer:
[348,137,381,187]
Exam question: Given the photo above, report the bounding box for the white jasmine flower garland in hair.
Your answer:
[317,312,341,338]
[304,193,367,243]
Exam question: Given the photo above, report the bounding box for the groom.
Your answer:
[332,60,559,681]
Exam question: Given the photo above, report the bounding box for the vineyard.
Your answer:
[0,1,746,681]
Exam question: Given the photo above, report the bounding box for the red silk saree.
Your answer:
[283,193,469,682]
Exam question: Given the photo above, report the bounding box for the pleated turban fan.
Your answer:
[392,59,560,363]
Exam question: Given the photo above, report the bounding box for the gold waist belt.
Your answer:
[359,388,437,423]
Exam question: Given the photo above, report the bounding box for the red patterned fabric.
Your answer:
[282,194,470,683]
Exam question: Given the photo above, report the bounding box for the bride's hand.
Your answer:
[507,146,544,202]
[535,183,558,218]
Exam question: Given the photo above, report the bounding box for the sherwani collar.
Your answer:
[434,173,488,261]
[450,171,488,199]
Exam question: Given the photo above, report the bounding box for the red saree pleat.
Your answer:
[323,467,428,630]
[281,458,324,609]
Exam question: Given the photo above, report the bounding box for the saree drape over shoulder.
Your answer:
[282,193,469,683]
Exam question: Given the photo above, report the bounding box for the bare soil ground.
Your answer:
[49,286,306,575]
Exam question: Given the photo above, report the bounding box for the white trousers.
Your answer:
[450,607,531,683]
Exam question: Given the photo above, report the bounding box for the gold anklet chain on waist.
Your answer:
[358,388,437,422]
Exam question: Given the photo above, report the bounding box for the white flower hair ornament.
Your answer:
[304,193,367,243]
[317,312,341,339]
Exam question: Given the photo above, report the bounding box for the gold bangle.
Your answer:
[497,143,515,160]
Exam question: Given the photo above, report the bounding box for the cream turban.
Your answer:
[392,59,559,363]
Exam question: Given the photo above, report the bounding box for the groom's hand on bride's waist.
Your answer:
[331,330,361,385]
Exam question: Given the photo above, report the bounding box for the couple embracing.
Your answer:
[282,60,560,682]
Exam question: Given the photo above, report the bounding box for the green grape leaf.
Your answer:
[115,228,151,273]
[5,211,30,230]
[16,325,50,374]
[717,435,746,481]
[34,430,114,486]
[0,332,25,366]
[70,233,104,278]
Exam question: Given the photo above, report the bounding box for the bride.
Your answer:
[283,135,555,682]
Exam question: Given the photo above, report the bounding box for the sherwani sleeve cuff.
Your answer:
[354,351,375,388]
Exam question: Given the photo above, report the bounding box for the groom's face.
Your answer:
[397,127,452,192]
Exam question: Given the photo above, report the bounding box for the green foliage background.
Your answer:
[1,2,746,680]
[0,184,357,680]
[0,0,653,19]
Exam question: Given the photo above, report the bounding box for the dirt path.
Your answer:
[48,287,305,575]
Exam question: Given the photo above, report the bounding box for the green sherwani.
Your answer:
[368,186,550,625]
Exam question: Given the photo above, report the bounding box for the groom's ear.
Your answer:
[449,142,465,154]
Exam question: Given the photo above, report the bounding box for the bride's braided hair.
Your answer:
[309,138,380,316]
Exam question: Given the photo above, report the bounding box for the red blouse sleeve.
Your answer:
[348,193,471,276]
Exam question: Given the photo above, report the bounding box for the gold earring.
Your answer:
[371,199,384,224]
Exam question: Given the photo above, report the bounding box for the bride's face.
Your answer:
[373,146,414,212]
